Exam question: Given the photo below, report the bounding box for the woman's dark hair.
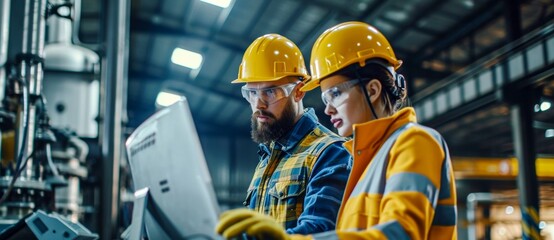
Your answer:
[336,61,408,115]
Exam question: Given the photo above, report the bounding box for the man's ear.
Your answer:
[294,82,306,102]
[366,79,382,103]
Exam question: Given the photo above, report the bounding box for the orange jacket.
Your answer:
[295,108,457,240]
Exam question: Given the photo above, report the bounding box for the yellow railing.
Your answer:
[452,157,554,179]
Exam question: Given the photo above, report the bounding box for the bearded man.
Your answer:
[228,34,351,234]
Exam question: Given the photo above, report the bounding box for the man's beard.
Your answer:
[251,101,297,145]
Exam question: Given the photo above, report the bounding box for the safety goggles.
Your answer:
[321,79,367,107]
[241,82,299,105]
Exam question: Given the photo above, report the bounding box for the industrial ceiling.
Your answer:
[76,0,554,158]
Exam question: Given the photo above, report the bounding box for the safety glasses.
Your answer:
[241,82,299,105]
[321,79,367,107]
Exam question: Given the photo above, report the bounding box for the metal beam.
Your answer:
[241,0,271,37]
[409,67,452,81]
[298,10,338,47]
[187,0,237,82]
[355,0,390,22]
[413,23,554,103]
[126,106,250,136]
[388,0,446,41]
[293,0,358,18]
[142,0,166,86]
[421,93,498,128]
[130,17,247,53]
[533,120,554,130]
[129,70,243,102]
[180,0,194,32]
[194,54,237,116]
[413,1,503,63]
[277,2,307,35]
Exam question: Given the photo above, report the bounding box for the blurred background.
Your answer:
[0,0,553,239]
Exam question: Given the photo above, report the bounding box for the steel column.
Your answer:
[510,90,540,240]
[99,0,129,238]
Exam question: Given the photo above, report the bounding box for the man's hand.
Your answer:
[215,209,289,240]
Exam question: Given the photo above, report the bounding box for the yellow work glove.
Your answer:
[215,209,289,240]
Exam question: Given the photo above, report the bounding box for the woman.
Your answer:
[216,21,457,240]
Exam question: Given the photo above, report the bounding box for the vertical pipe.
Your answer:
[0,0,6,103]
[20,0,46,96]
[99,0,129,238]
[510,91,540,240]
[467,193,494,240]
[0,0,9,67]
[16,0,47,180]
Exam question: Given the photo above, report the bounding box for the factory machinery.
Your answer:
[0,0,111,238]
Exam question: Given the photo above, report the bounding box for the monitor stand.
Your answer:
[121,187,149,240]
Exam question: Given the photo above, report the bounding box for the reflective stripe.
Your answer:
[384,172,439,206]
[350,123,414,197]
[374,220,410,240]
[432,204,457,226]
[421,126,452,200]
[438,156,451,200]
[312,230,339,240]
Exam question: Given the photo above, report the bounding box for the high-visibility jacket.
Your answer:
[300,107,457,240]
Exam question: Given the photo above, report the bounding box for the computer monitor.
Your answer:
[125,98,221,240]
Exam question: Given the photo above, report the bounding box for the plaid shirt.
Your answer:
[244,108,351,234]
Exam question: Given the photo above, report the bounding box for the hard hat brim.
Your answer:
[299,78,319,92]
[231,74,311,84]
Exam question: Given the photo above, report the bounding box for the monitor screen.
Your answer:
[125,98,221,240]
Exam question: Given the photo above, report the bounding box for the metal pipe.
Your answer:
[0,0,6,105]
[16,0,47,180]
[99,0,129,238]
[0,0,9,67]
[20,0,46,96]
[0,67,5,105]
[466,192,508,240]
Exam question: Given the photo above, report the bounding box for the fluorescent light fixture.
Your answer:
[156,91,183,107]
[200,0,232,8]
[546,129,554,138]
[171,48,203,69]
[540,101,551,111]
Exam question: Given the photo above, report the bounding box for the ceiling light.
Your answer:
[171,48,203,69]
[156,91,183,107]
[540,101,551,111]
[200,0,232,8]
[462,0,474,8]
[546,129,554,138]
[505,206,514,215]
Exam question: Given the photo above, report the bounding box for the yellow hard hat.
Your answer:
[232,34,310,83]
[301,21,402,91]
